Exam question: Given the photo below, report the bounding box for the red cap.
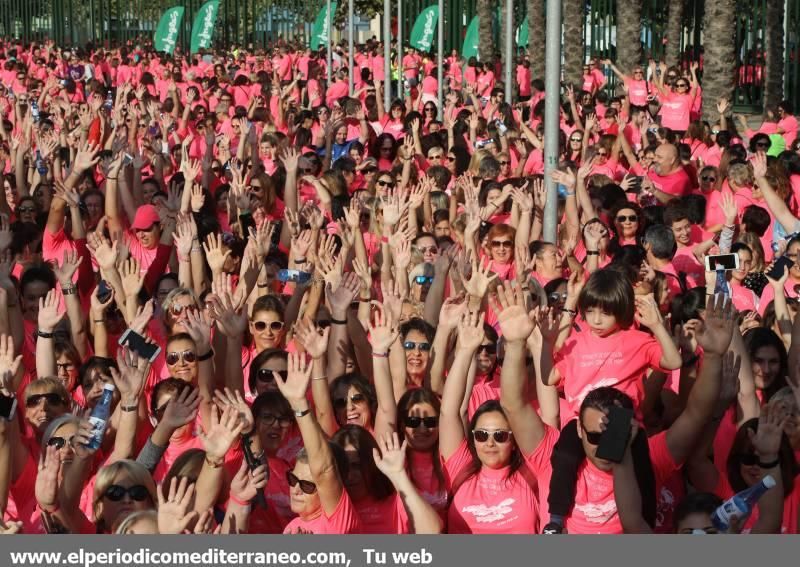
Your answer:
[131,204,160,230]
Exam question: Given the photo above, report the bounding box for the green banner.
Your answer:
[409,5,439,52]
[517,16,529,48]
[310,2,338,51]
[462,16,479,59]
[153,6,185,54]
[190,0,220,53]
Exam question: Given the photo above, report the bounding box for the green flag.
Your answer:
[517,16,529,48]
[409,5,440,52]
[153,6,185,54]
[310,2,338,51]
[462,16,479,59]
[190,0,220,54]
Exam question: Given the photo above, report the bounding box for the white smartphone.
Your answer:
[705,253,740,272]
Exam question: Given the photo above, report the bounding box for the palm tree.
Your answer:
[664,0,683,67]
[764,0,785,112]
[477,0,494,63]
[616,0,643,82]
[702,0,736,121]
[526,0,545,79]
[563,0,584,87]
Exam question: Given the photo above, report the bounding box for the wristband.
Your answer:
[61,283,77,295]
[372,351,389,358]
[294,407,311,418]
[106,177,118,181]
[229,494,251,507]
[37,330,54,339]
[257,283,269,288]
[586,250,600,256]
[295,258,307,263]
[562,308,577,317]
[120,403,138,412]
[197,349,214,362]
[204,455,224,468]
[758,457,780,469]
[330,317,347,325]
[311,375,328,381]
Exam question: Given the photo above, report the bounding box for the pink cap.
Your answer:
[131,204,160,230]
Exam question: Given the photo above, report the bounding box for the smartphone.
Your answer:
[0,395,16,421]
[705,253,740,272]
[122,153,134,166]
[97,280,113,303]
[494,119,508,136]
[277,269,312,284]
[97,149,113,160]
[475,138,494,149]
[625,175,644,193]
[118,329,161,363]
[595,405,634,464]
[767,255,795,280]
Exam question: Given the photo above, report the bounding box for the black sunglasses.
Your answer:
[257,369,288,383]
[258,413,293,427]
[701,175,717,182]
[104,484,150,502]
[47,435,74,449]
[478,344,498,355]
[377,179,395,188]
[616,214,638,223]
[333,393,366,409]
[472,429,513,443]
[404,415,439,429]
[26,392,65,407]
[403,341,431,352]
[581,424,603,445]
[548,292,568,303]
[737,453,759,467]
[286,471,317,494]
[252,321,285,332]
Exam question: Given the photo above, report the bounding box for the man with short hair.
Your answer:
[647,143,692,203]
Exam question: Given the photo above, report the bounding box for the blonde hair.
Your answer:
[467,149,492,174]
[114,510,158,534]
[728,162,754,189]
[24,377,69,406]
[93,460,158,530]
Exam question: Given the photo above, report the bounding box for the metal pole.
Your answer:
[383,5,390,109]
[504,0,513,103]
[437,0,443,116]
[326,0,332,86]
[397,0,402,98]
[348,0,354,95]
[542,0,562,243]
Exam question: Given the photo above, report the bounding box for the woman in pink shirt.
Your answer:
[776,101,798,148]
[653,61,699,134]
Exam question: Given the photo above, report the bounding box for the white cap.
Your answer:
[762,475,777,489]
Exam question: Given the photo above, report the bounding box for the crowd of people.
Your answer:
[0,34,796,536]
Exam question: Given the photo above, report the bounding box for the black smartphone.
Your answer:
[626,175,644,193]
[97,279,112,303]
[0,394,17,420]
[595,405,634,464]
[767,255,794,280]
[118,329,161,363]
[97,149,113,160]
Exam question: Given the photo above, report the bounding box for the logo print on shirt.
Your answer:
[574,500,617,524]
[656,486,675,529]
[462,498,516,523]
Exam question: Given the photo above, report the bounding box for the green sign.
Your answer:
[409,5,440,52]
[153,6,185,54]
[462,16,479,59]
[190,0,220,54]
[517,16,529,48]
[310,2,338,51]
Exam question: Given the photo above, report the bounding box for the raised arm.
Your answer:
[752,153,798,233]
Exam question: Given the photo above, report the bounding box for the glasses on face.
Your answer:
[377,179,395,189]
[413,275,434,285]
[428,153,443,160]
[286,471,317,494]
[56,362,75,372]
[701,175,717,182]
[26,392,65,408]
[498,160,510,166]
[104,484,150,502]
[424,106,435,113]
[333,393,366,409]
[258,413,293,428]
[417,245,438,255]
[737,453,760,467]
[165,350,197,365]
[477,344,497,356]
[472,429,513,443]
[257,369,288,383]
[18,207,36,214]
[675,83,689,89]
[597,151,609,157]
[47,435,75,449]
[616,214,638,223]
[491,240,513,249]
[570,137,582,143]
[404,415,439,429]
[446,156,456,162]
[756,141,770,148]
[252,320,285,332]
[581,423,603,445]
[548,292,568,303]
[403,341,431,352]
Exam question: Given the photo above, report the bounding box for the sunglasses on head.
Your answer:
[472,429,512,443]
[404,415,439,429]
[104,484,150,502]
[252,320,285,332]
[403,341,431,352]
[286,471,317,494]
[477,344,497,355]
[616,214,638,223]
[166,350,196,365]
[27,392,65,407]
[257,368,288,383]
[333,393,366,409]
[491,240,513,249]
[258,413,293,427]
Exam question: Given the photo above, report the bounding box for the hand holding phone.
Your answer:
[595,405,635,464]
[705,253,740,272]
[118,329,161,363]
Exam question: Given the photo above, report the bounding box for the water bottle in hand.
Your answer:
[711,474,776,532]
[31,100,40,123]
[85,384,116,451]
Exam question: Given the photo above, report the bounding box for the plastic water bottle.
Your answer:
[34,150,47,176]
[85,384,115,450]
[711,474,776,531]
[104,90,114,111]
[31,100,39,123]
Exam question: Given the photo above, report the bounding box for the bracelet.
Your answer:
[120,403,138,412]
[586,250,599,256]
[107,177,117,181]
[758,457,780,469]
[295,257,307,263]
[257,283,269,288]
[372,351,389,358]
[61,284,77,295]
[330,317,347,325]
[37,330,54,339]
[294,407,311,418]
[204,455,224,468]
[562,308,577,317]
[197,349,214,362]
[93,319,105,323]
[229,494,251,507]
[311,375,328,381]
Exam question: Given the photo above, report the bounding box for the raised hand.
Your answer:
[694,294,736,356]
[214,387,254,436]
[493,283,536,342]
[157,477,198,534]
[439,294,468,330]
[190,183,205,213]
[199,405,246,464]
[119,258,144,298]
[160,385,200,430]
[130,299,155,335]
[35,444,61,513]
[368,302,399,353]
[634,294,663,330]
[749,403,788,461]
[0,336,21,392]
[273,352,313,406]
[203,233,231,275]
[230,460,269,505]
[111,346,150,403]
[173,214,196,257]
[456,309,486,351]
[72,140,100,173]
[325,271,360,316]
[86,232,118,271]
[208,277,248,338]
[372,432,409,480]
[463,257,498,300]
[294,318,330,360]
[38,289,64,333]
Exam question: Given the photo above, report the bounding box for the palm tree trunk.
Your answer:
[664,0,683,67]
[563,0,584,87]
[477,0,494,63]
[616,0,643,75]
[526,0,545,79]
[764,0,785,113]
[702,0,737,121]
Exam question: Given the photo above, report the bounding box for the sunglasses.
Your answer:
[104,484,150,502]
[428,153,443,159]
[675,83,689,88]
[498,161,510,166]
[570,138,582,143]
[404,415,439,429]
[257,369,288,383]
[258,413,293,427]
[286,471,317,494]
[477,344,497,355]
[377,179,395,188]
[252,320,285,332]
[424,107,436,112]
[701,176,716,182]
[403,341,431,352]
[472,429,513,443]
[616,214,638,223]
[47,435,75,449]
[333,393,367,409]
[414,275,434,285]
[26,393,65,407]
[737,453,759,467]
[169,303,194,317]
[548,292,568,303]
[18,207,36,213]
[491,240,513,249]
[581,424,603,445]
[446,156,456,162]
[165,350,196,365]
[417,245,438,255]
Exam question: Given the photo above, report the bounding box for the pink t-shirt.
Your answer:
[353,494,408,534]
[659,91,694,131]
[625,78,650,107]
[282,490,362,534]
[444,427,558,534]
[247,456,295,533]
[648,167,692,198]
[554,327,665,419]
